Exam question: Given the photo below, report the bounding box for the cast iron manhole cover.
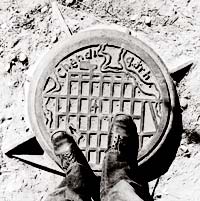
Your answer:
[28,29,176,174]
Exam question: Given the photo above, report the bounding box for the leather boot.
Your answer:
[100,114,152,201]
[45,130,99,201]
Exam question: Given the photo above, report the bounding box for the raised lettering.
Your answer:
[70,58,78,68]
[85,49,92,59]
[143,71,151,80]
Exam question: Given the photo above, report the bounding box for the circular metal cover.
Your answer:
[28,29,176,173]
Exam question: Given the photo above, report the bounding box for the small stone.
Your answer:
[18,52,27,63]
[180,98,188,109]
[154,194,162,199]
[180,145,188,153]
[145,16,151,26]
[0,117,6,124]
[183,93,191,100]
[179,145,191,157]
[130,14,139,21]
[65,0,75,6]
[41,5,48,13]
[11,38,21,48]
[13,80,19,87]
[51,35,58,43]
[34,174,38,179]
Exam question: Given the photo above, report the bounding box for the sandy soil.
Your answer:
[1,0,200,200]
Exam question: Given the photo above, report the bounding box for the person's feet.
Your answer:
[107,114,139,164]
[49,117,151,201]
[101,114,153,201]
[51,130,92,172]
[51,130,100,201]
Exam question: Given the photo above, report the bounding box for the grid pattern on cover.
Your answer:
[47,72,158,171]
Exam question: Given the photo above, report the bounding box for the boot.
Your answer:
[46,130,99,201]
[100,114,152,201]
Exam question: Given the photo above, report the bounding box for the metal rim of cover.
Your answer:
[28,29,177,176]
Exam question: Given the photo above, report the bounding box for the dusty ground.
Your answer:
[1,0,200,200]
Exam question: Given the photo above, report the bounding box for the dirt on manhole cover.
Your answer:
[28,29,177,175]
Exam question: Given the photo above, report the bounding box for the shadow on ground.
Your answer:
[139,81,183,181]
